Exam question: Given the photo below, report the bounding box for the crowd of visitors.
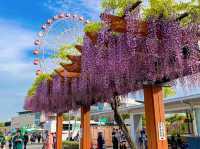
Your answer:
[169,134,188,149]
[96,128,147,149]
[112,128,127,149]
[136,128,148,149]
[97,128,128,149]
[0,130,43,149]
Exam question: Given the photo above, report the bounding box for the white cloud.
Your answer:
[0,19,36,77]
[0,18,36,121]
[44,0,101,20]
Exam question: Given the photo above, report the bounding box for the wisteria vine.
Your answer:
[25,7,200,113]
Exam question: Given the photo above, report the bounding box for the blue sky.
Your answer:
[0,0,101,121]
[0,0,198,121]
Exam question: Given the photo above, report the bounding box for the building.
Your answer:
[11,111,45,130]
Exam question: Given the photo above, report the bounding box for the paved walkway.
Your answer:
[4,143,43,149]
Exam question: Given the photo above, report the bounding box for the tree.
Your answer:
[111,95,136,149]
[101,0,138,16]
[0,123,4,127]
[163,86,176,98]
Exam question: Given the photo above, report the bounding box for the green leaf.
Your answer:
[101,0,137,16]
[84,22,103,33]
[51,44,80,63]
[163,86,176,98]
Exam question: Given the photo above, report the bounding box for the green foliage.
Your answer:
[27,73,51,97]
[0,123,4,127]
[121,113,130,120]
[175,0,200,25]
[166,114,188,135]
[101,0,137,16]
[51,44,81,65]
[76,36,83,45]
[143,0,200,25]
[143,0,177,19]
[63,141,79,149]
[63,114,80,121]
[163,87,176,98]
[166,114,185,123]
[84,22,103,33]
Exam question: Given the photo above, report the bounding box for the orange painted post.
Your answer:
[56,113,63,149]
[80,106,91,149]
[143,85,168,149]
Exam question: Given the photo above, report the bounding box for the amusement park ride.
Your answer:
[33,13,91,149]
[28,1,200,149]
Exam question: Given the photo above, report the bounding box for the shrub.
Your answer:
[63,141,79,149]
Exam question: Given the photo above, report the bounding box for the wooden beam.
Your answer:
[144,85,168,149]
[67,55,81,64]
[81,106,91,149]
[100,13,127,32]
[85,32,98,44]
[75,45,83,53]
[60,63,81,73]
[54,68,80,78]
[56,113,63,149]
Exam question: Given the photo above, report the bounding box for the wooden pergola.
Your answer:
[54,39,168,149]
[26,2,200,149]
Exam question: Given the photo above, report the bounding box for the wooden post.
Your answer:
[56,113,63,149]
[144,85,168,149]
[80,106,91,149]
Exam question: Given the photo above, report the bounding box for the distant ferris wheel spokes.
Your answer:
[33,13,90,75]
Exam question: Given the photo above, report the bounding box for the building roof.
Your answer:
[18,110,33,115]
[91,93,200,117]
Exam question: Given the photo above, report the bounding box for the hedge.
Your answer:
[63,141,79,149]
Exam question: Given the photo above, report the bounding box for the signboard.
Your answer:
[158,122,166,140]
[99,118,108,123]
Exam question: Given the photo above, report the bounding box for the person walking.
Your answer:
[45,132,53,149]
[23,132,29,149]
[170,136,177,149]
[97,132,105,149]
[8,137,12,149]
[30,134,35,144]
[112,131,118,149]
[0,134,6,149]
[37,133,42,143]
[13,130,23,149]
[53,133,56,149]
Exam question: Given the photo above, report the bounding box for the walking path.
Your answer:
[5,143,43,149]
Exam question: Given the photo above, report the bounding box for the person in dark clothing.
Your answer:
[37,133,42,143]
[13,130,23,149]
[23,132,29,149]
[0,135,5,149]
[177,134,183,149]
[170,136,177,149]
[30,134,35,144]
[120,135,127,149]
[112,132,118,149]
[9,137,12,149]
[53,133,56,149]
[97,132,105,149]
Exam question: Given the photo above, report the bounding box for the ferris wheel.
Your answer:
[33,13,90,75]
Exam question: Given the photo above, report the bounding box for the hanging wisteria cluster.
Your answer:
[25,7,200,113]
